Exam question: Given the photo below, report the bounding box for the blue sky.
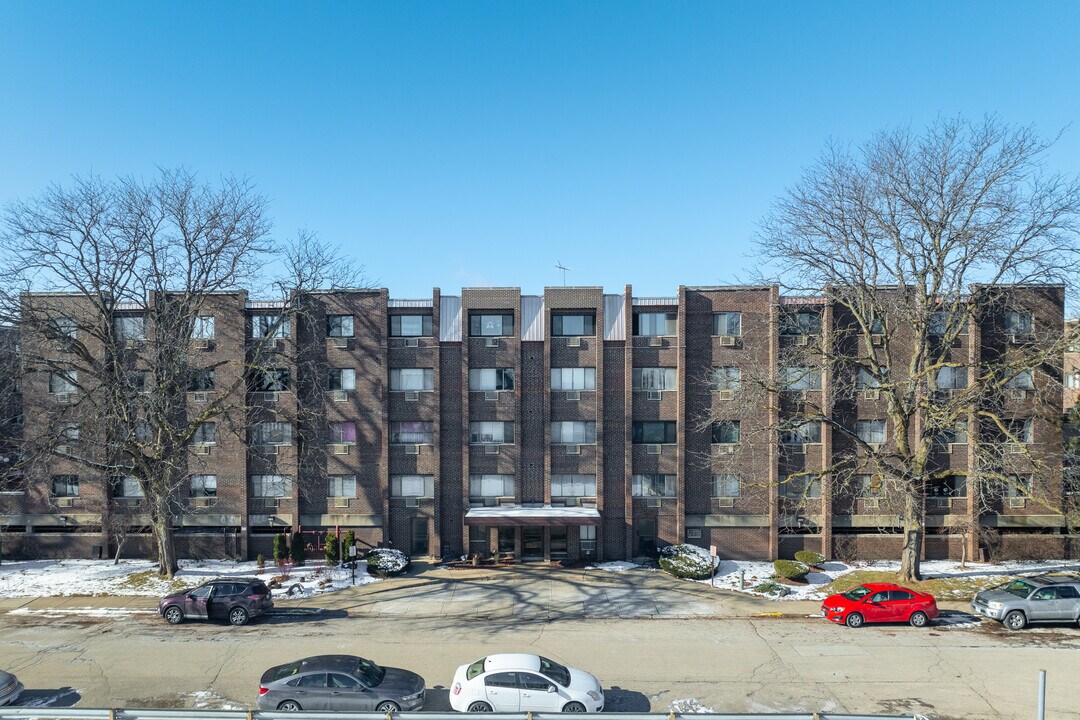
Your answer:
[1,1,1078,297]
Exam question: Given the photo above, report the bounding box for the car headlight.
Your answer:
[403,691,423,701]
[987,601,1003,609]
[587,691,602,702]
[826,606,843,612]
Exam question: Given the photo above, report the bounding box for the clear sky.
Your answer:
[1,1,1078,297]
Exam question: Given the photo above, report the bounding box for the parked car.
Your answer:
[821,582,939,628]
[258,655,425,712]
[450,653,603,713]
[158,577,272,626]
[971,576,1080,630]
[0,671,23,707]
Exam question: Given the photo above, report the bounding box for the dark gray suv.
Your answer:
[971,576,1080,630]
[158,577,273,626]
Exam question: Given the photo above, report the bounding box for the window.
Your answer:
[1067,371,1080,390]
[928,475,966,497]
[469,314,514,337]
[856,474,885,498]
[1005,370,1034,389]
[50,317,76,339]
[551,367,596,390]
[856,366,883,390]
[710,367,741,392]
[712,421,740,444]
[936,366,968,389]
[390,315,432,337]
[114,475,144,499]
[134,419,152,442]
[929,309,966,336]
[329,422,357,444]
[520,674,555,692]
[632,367,677,391]
[551,314,596,336]
[712,312,742,337]
[782,367,822,391]
[713,474,740,497]
[126,371,148,392]
[470,422,514,444]
[551,474,597,497]
[485,673,518,689]
[326,315,354,337]
[632,421,677,444]
[631,474,676,497]
[56,423,79,442]
[188,369,215,391]
[329,674,360,689]
[781,422,821,444]
[938,421,969,445]
[468,368,515,391]
[252,368,290,392]
[190,475,217,497]
[469,474,515,498]
[328,474,357,498]
[327,368,356,391]
[551,421,596,444]
[1004,475,1032,498]
[1007,418,1033,444]
[190,422,216,445]
[1006,310,1033,335]
[391,474,435,498]
[633,312,677,337]
[51,475,79,497]
[49,371,77,394]
[390,368,434,391]
[857,420,886,444]
[193,316,215,339]
[390,421,434,444]
[115,315,146,341]
[251,474,291,497]
[251,314,289,338]
[250,422,292,446]
[780,310,821,336]
[782,474,821,498]
[580,525,596,547]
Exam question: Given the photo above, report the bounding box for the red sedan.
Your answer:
[821,582,939,628]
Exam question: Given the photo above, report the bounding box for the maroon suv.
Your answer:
[159,577,273,626]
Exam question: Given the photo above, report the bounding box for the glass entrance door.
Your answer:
[410,517,429,556]
[522,527,544,560]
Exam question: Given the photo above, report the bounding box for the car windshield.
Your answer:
[841,585,873,601]
[355,657,385,687]
[997,580,1037,598]
[538,656,570,687]
[273,662,301,681]
[466,658,487,681]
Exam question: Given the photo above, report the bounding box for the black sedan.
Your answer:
[258,655,425,712]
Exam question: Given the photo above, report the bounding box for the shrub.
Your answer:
[343,530,356,560]
[773,559,810,581]
[794,550,826,566]
[754,580,787,596]
[366,548,410,577]
[324,532,339,567]
[657,544,718,580]
[256,554,266,573]
[272,533,288,564]
[290,531,306,566]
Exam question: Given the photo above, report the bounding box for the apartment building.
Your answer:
[0,284,1071,563]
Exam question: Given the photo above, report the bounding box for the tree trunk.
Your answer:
[113,536,127,565]
[150,506,179,577]
[898,491,924,582]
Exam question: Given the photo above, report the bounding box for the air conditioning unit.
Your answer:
[1006,442,1024,454]
[331,337,349,349]
[795,335,809,347]
[334,498,350,508]
[1007,334,1022,345]
[714,444,736,456]
[404,391,420,402]
[55,393,71,405]
[717,389,734,401]
[262,498,280,510]
[687,529,702,539]
[646,444,662,455]
[565,444,581,455]
[929,497,952,509]
[194,497,213,508]
[404,337,419,348]
[714,497,735,508]
[331,444,350,455]
[863,389,880,401]
[485,338,500,348]
[646,497,662,508]
[405,497,420,508]
[1007,498,1026,509]
[566,337,581,348]
[332,390,348,402]
[55,444,70,455]
[647,390,662,401]
[118,498,141,507]
[193,392,209,403]
[484,390,498,401]
[56,497,76,508]
[259,444,278,455]
[871,334,885,347]
[562,497,579,507]
[404,444,420,455]
[193,338,210,350]
[192,444,211,456]
[649,336,664,347]
[1007,389,1028,401]
[497,496,516,506]
[484,444,501,455]
[862,498,880,509]
[565,390,581,401]
[948,443,966,454]
[719,335,737,347]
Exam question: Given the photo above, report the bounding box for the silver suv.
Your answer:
[971,576,1080,630]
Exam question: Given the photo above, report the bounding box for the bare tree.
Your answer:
[725,117,1080,581]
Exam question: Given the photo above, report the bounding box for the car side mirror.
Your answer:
[547,686,557,693]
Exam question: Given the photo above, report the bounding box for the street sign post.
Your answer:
[709,545,718,587]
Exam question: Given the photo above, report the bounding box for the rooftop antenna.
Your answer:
[556,261,571,287]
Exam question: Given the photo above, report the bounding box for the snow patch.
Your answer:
[668,699,715,713]
[188,690,244,710]
[586,561,642,572]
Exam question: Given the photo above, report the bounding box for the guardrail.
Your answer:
[0,710,929,720]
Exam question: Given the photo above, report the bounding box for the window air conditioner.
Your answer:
[714,497,735,509]
[194,497,213,508]
[1007,389,1028,401]
[485,338,500,348]
[55,445,70,456]
[332,390,348,402]
[565,390,581,401]
[871,334,885,347]
[717,389,734,401]
[192,445,211,456]
[719,335,737,347]
[714,444,736,456]
[55,393,71,405]
[863,389,880,401]
[647,390,662,401]
[193,392,209,403]
[566,337,581,347]
[1006,442,1024,454]
[262,498,280,510]
[331,444,350,455]
[259,444,278,455]
[331,337,349,349]
[562,497,579,507]
[649,336,664,347]
[193,338,210,350]
[1007,498,1026,509]
[57,497,76,508]
[334,497,350,508]
[404,337,419,348]
[404,444,420,455]
[862,498,879,510]
[405,390,420,402]
[687,529,702,539]
[484,390,498,401]
[795,335,809,347]
[496,496,516,506]
[405,497,420,508]
[646,444,662,455]
[646,497,662,508]
[930,497,952,509]
[565,444,581,455]
[484,444,501,455]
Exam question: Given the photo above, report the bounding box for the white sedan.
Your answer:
[450,654,603,713]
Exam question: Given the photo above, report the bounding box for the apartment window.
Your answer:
[188,369,216,391]
[631,474,676,497]
[115,315,146,341]
[251,314,289,338]
[713,474,740,498]
[391,474,435,497]
[470,422,514,444]
[551,314,595,336]
[327,368,356,391]
[469,474,515,498]
[632,367,677,391]
[1005,370,1034,389]
[328,474,357,498]
[390,315,433,337]
[125,371,148,393]
[51,475,79,497]
[929,310,967,336]
[56,423,79,442]
[250,422,292,446]
[329,422,357,444]
[938,420,969,445]
[856,474,885,498]
[632,421,677,444]
[1006,310,1033,335]
[193,316,215,339]
[251,474,291,498]
[190,475,217,497]
[1067,371,1080,390]
[191,422,217,445]
[782,367,822,391]
[327,315,354,337]
[49,371,77,394]
[1004,475,1032,498]
[855,366,883,390]
[114,475,144,499]
[712,312,742,337]
[469,368,515,391]
[856,420,886,444]
[50,317,76,339]
[469,314,514,337]
[469,526,487,548]
[781,422,821,444]
[251,368,290,392]
[780,310,821,336]
[551,474,597,497]
[391,421,434,444]
[782,474,821,498]
[1007,418,1034,444]
[390,368,434,391]
[710,367,741,391]
[551,421,596,444]
[928,475,965,497]
[551,367,596,390]
[580,525,596,546]
[712,421,740,444]
[633,312,677,337]
[936,366,968,389]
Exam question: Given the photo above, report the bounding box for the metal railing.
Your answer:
[0,710,929,720]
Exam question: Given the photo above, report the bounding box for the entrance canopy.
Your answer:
[464,504,601,527]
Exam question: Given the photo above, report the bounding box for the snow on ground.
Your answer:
[586,561,642,572]
[668,699,715,713]
[10,607,155,618]
[188,690,244,710]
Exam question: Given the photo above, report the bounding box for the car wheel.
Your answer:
[467,702,492,712]
[376,701,400,713]
[163,606,184,625]
[909,611,929,628]
[562,702,587,713]
[228,607,249,626]
[1003,610,1027,631]
[277,701,303,712]
[845,612,864,628]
